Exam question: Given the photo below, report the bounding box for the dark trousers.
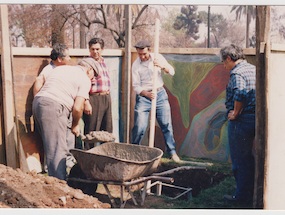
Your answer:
[83,94,113,134]
[228,113,255,202]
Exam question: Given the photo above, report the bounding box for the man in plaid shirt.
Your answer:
[83,38,113,149]
[220,44,256,205]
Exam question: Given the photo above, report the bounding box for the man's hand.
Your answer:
[140,90,156,100]
[228,110,238,121]
[72,96,85,136]
[84,99,92,115]
[228,101,243,121]
[71,124,80,137]
[153,58,164,69]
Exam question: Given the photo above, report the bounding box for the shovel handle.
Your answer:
[79,133,86,140]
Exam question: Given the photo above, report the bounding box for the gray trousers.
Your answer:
[33,96,72,180]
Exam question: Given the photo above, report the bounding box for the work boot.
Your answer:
[171,153,181,163]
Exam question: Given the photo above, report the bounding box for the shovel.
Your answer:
[78,131,116,144]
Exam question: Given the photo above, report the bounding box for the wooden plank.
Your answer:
[122,5,132,143]
[12,46,255,57]
[0,84,4,164]
[149,18,160,148]
[12,47,123,57]
[271,43,285,52]
[255,5,270,209]
[0,5,18,168]
[130,47,256,55]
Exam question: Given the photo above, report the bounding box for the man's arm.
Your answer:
[33,76,45,96]
[71,96,85,136]
[154,54,175,76]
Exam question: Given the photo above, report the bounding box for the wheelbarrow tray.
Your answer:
[70,142,163,182]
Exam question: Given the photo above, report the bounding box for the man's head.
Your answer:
[134,40,151,62]
[89,38,104,61]
[220,44,245,71]
[78,57,98,79]
[50,43,70,66]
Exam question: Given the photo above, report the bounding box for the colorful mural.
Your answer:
[154,54,230,162]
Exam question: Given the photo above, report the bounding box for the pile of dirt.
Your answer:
[0,164,110,208]
[0,161,230,209]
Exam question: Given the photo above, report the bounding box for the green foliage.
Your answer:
[149,158,253,209]
[230,6,256,48]
[198,10,229,47]
[231,5,256,21]
[173,5,202,40]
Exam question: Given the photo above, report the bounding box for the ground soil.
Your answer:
[0,161,228,209]
[0,164,110,208]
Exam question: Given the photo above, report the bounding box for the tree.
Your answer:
[8,5,52,47]
[198,11,229,48]
[60,4,154,48]
[51,5,69,45]
[230,5,256,48]
[270,6,285,43]
[160,7,196,48]
[8,4,159,48]
[173,5,202,41]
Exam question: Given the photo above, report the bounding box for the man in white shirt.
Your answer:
[32,43,74,172]
[131,40,180,162]
[32,58,96,180]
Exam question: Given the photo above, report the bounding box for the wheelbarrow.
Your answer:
[70,142,163,182]
[68,142,176,207]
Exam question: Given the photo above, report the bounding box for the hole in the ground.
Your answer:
[153,166,230,199]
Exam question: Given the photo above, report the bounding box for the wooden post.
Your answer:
[254,5,270,209]
[0,5,18,168]
[148,18,160,148]
[146,19,160,194]
[123,5,132,143]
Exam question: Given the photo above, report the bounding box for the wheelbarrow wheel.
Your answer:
[67,163,98,196]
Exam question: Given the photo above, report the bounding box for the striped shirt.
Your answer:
[90,57,111,93]
[225,60,256,113]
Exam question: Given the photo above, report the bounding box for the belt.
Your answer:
[90,91,110,96]
[148,87,164,92]
[242,109,255,114]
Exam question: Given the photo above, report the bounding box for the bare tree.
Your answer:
[270,6,285,43]
[59,4,154,48]
[9,5,52,47]
[51,5,70,45]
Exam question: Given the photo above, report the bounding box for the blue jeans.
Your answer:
[228,113,255,202]
[131,89,177,156]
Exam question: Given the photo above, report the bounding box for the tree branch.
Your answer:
[132,5,148,29]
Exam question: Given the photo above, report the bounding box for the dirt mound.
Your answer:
[0,164,110,208]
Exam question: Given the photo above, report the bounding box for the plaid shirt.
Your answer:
[90,57,111,93]
[225,60,256,113]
